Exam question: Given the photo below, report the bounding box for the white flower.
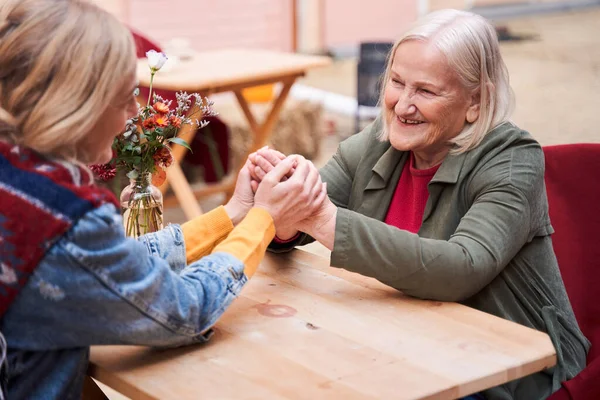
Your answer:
[146,50,168,72]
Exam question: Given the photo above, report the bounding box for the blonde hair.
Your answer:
[379,9,515,153]
[0,0,136,163]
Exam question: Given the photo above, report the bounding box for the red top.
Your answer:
[384,153,441,234]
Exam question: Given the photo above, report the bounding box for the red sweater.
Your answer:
[384,153,441,233]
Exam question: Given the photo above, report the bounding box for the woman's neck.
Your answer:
[412,148,449,170]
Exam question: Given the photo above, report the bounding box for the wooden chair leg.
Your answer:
[82,376,109,400]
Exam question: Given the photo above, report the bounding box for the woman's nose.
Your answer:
[394,91,417,116]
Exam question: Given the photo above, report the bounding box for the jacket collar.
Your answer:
[366,145,406,191]
[367,145,466,189]
[429,153,466,185]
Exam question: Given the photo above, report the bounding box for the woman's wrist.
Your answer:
[224,199,249,226]
[275,228,300,241]
[303,202,337,251]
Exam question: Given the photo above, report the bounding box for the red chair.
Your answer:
[545,144,600,399]
[130,29,229,182]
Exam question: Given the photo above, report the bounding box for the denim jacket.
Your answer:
[0,203,247,399]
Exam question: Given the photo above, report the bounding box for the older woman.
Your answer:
[250,9,589,400]
[0,0,325,399]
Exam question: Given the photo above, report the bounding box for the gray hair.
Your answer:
[378,9,515,153]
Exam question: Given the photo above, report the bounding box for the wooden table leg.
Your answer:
[165,161,203,218]
[229,77,297,199]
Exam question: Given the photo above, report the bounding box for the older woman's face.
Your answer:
[383,40,479,158]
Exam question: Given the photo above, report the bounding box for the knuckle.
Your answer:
[288,181,302,192]
[263,176,276,186]
[299,191,310,202]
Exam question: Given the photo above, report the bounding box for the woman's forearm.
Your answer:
[181,206,235,264]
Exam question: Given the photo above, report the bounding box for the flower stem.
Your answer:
[123,192,163,238]
[147,71,156,106]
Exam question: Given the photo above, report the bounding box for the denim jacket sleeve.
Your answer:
[2,204,248,350]
[137,224,187,273]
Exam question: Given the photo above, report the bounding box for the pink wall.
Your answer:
[323,0,418,48]
[126,0,294,52]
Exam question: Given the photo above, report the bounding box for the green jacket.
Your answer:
[273,118,589,399]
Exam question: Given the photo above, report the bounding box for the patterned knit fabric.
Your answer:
[0,141,118,317]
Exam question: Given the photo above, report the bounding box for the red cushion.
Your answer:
[563,357,600,399]
[544,144,600,399]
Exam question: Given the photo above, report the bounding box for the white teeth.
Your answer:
[399,117,423,125]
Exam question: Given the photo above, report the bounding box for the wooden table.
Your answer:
[89,250,556,400]
[137,49,331,219]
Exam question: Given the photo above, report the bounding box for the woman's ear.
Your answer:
[466,88,482,124]
[466,103,480,123]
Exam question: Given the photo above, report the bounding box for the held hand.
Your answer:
[224,160,255,225]
[254,155,327,233]
[248,147,289,192]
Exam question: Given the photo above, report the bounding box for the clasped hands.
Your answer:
[225,146,336,249]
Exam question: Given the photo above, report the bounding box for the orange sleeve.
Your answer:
[181,206,234,264]
[212,207,275,278]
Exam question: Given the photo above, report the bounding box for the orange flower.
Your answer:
[152,168,167,186]
[169,115,182,128]
[142,118,155,129]
[153,102,169,114]
[153,114,169,127]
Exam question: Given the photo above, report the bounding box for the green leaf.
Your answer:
[168,137,192,152]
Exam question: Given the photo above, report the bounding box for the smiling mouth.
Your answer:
[397,116,424,125]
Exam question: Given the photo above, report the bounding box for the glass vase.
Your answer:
[120,172,163,238]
